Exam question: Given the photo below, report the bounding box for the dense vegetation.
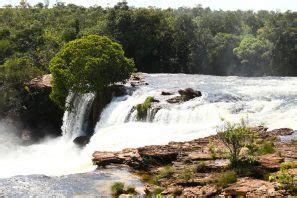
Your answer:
[49,35,134,108]
[0,2,296,112]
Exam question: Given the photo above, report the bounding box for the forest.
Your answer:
[0,2,296,113]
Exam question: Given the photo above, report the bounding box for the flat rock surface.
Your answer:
[223,177,281,197]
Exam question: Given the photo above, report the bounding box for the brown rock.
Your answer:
[182,185,219,197]
[161,186,183,196]
[260,128,294,139]
[276,141,297,161]
[167,96,182,104]
[223,177,280,197]
[28,74,52,89]
[139,147,178,165]
[188,152,212,161]
[203,159,230,171]
[258,154,284,170]
[92,151,123,166]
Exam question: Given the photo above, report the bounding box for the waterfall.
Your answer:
[0,74,296,178]
[61,92,95,138]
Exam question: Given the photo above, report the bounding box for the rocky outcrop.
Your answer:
[28,74,52,89]
[93,127,296,196]
[21,74,63,140]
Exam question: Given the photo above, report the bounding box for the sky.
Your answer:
[1,0,296,11]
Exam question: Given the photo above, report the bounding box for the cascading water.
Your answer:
[0,74,296,179]
[62,92,95,138]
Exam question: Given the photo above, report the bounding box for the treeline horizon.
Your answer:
[0,1,296,113]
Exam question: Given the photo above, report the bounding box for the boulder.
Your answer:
[223,177,280,197]
[73,136,90,147]
[28,74,52,89]
[178,88,202,101]
[258,154,284,170]
[182,185,219,197]
[167,88,202,103]
[161,91,173,96]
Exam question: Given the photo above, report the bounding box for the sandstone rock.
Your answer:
[28,74,52,89]
[161,186,183,196]
[260,128,294,139]
[73,136,90,147]
[276,141,297,161]
[182,185,219,197]
[144,184,162,194]
[223,177,280,197]
[92,151,123,167]
[258,154,284,170]
[203,159,230,171]
[138,147,178,165]
[187,152,212,161]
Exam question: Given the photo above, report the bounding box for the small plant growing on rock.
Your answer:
[111,182,125,196]
[136,96,155,121]
[151,165,175,185]
[179,166,196,182]
[217,120,257,166]
[269,162,297,195]
[111,182,137,196]
[258,140,276,154]
[216,171,237,188]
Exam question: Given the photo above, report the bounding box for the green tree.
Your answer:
[49,35,135,108]
[233,36,272,76]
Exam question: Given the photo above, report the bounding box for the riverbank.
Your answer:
[93,127,296,196]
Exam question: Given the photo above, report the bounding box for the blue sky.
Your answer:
[1,0,296,11]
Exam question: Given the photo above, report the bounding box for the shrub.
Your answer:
[151,165,175,185]
[136,96,155,121]
[196,162,208,173]
[179,166,196,182]
[258,141,276,154]
[216,171,237,188]
[125,185,136,194]
[50,35,135,108]
[269,162,297,195]
[217,120,257,166]
[111,182,125,196]
[111,182,137,196]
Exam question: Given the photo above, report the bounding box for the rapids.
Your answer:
[0,74,296,179]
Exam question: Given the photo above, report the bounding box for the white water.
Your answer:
[62,92,95,138]
[0,74,296,178]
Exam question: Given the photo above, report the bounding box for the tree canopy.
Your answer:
[49,35,134,107]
